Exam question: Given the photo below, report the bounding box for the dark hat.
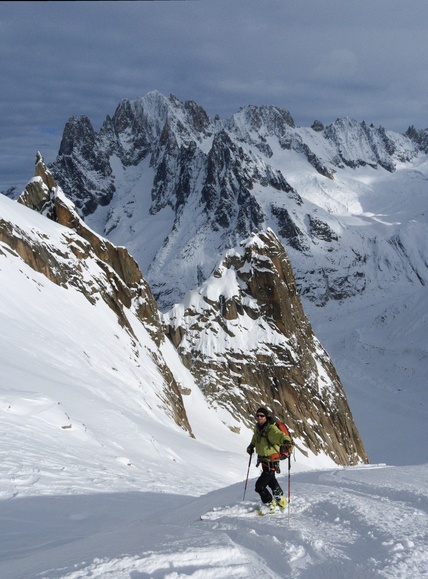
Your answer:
[256,407,269,417]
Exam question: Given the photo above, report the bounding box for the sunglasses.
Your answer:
[256,414,266,418]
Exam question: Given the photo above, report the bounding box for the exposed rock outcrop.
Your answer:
[163,229,368,466]
[6,153,192,435]
[18,154,161,341]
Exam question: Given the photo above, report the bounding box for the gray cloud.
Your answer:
[1,0,428,191]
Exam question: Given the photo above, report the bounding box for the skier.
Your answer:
[246,407,292,514]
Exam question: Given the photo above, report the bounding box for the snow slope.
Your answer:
[0,464,427,578]
[305,286,428,467]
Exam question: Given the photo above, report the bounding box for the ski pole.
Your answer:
[243,453,252,501]
[287,454,291,526]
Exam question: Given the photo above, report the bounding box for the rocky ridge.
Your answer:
[163,228,367,465]
[1,153,192,435]
[47,92,428,310]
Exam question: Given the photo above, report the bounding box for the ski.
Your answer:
[200,502,259,520]
[256,505,287,516]
[200,502,288,520]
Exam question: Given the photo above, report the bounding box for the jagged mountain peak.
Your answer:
[110,91,211,147]
[17,151,57,215]
[233,103,295,132]
[323,116,417,171]
[58,116,96,156]
[48,91,428,313]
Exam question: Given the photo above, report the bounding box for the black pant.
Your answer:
[255,462,283,504]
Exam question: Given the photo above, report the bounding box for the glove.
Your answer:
[280,443,294,457]
[247,444,255,455]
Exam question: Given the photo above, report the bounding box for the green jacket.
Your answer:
[251,419,291,459]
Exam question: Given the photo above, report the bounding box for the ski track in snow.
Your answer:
[1,465,427,579]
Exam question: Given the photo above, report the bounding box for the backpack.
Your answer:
[268,420,295,460]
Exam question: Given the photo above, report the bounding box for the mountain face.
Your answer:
[7,91,428,467]
[18,154,161,344]
[4,152,369,466]
[163,228,367,465]
[48,91,428,312]
[4,153,192,436]
[40,90,428,465]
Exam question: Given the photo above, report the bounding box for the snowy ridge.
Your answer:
[47,91,428,310]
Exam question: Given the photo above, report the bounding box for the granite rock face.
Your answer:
[163,229,368,466]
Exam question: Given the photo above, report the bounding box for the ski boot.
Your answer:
[257,500,277,516]
[276,495,288,510]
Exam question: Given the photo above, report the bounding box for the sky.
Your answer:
[1,0,428,192]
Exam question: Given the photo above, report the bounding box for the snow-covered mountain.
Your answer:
[48,91,427,311]
[163,228,366,465]
[3,153,365,467]
[1,92,427,578]
[44,91,427,466]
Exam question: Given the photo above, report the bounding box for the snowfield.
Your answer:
[0,464,427,578]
